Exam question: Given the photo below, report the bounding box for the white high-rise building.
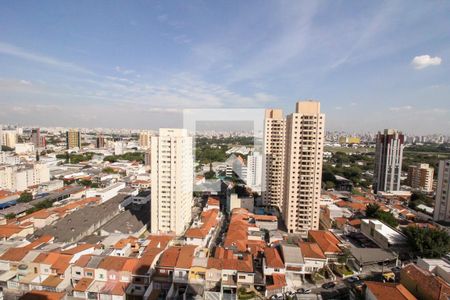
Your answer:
[282,101,325,236]
[0,163,50,192]
[114,141,125,155]
[263,109,286,207]
[434,160,450,222]
[139,131,151,149]
[246,151,263,191]
[151,128,193,235]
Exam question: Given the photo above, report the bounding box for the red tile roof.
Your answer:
[264,247,284,269]
[365,281,416,300]
[308,230,342,254]
[299,242,326,259]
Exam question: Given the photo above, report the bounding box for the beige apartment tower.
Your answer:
[282,101,325,236]
[139,131,152,149]
[407,163,434,192]
[150,128,193,235]
[263,109,286,208]
[66,129,81,149]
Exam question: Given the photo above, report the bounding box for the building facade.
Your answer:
[246,151,263,192]
[66,129,81,149]
[150,128,193,235]
[282,101,325,236]
[433,160,450,222]
[139,131,151,149]
[1,130,17,148]
[373,129,404,193]
[407,163,434,192]
[31,128,46,148]
[262,109,286,208]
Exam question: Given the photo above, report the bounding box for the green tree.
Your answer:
[377,211,398,227]
[102,167,118,174]
[365,203,380,218]
[17,191,33,203]
[403,226,450,258]
[4,213,16,219]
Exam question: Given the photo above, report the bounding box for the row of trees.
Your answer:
[365,203,399,227]
[103,152,144,163]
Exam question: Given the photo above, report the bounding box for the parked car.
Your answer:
[322,281,336,289]
[270,292,284,299]
[296,288,311,294]
[347,276,360,283]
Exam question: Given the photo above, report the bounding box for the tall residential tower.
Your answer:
[373,129,404,193]
[262,109,286,208]
[150,128,193,235]
[434,160,450,222]
[282,101,325,236]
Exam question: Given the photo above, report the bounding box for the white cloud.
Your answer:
[389,105,413,111]
[0,42,93,74]
[411,55,442,69]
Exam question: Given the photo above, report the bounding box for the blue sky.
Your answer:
[0,1,449,134]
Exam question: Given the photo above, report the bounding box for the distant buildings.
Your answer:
[246,151,263,191]
[1,130,17,148]
[66,129,81,149]
[150,128,193,235]
[114,141,124,155]
[263,108,285,208]
[283,101,325,236]
[95,135,106,148]
[31,128,46,148]
[138,130,151,149]
[374,129,404,193]
[0,163,50,192]
[407,163,434,192]
[433,160,450,222]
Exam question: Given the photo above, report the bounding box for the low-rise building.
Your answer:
[360,219,408,251]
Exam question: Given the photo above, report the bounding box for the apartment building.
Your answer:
[433,160,450,222]
[66,129,81,149]
[150,128,193,235]
[246,151,263,192]
[283,101,325,236]
[263,109,286,207]
[1,130,17,148]
[374,129,404,193]
[139,131,151,149]
[407,163,434,192]
[0,163,50,192]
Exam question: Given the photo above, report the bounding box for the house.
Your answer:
[400,263,450,300]
[308,230,343,261]
[365,281,416,300]
[265,273,287,298]
[299,242,327,273]
[111,237,139,257]
[279,244,304,286]
[263,247,285,275]
[185,209,220,247]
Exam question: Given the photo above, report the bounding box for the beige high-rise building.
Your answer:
[407,163,434,192]
[150,128,193,235]
[434,160,450,222]
[263,109,286,208]
[66,129,81,149]
[1,130,17,148]
[139,131,152,149]
[282,101,325,236]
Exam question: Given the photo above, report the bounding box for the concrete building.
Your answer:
[263,109,285,208]
[434,160,450,222]
[114,141,124,155]
[66,129,81,149]
[1,130,17,148]
[150,128,193,235]
[0,163,50,192]
[283,101,325,236]
[360,219,408,251]
[246,151,263,192]
[374,129,404,193]
[31,128,46,148]
[95,135,106,148]
[139,131,151,149]
[407,163,434,192]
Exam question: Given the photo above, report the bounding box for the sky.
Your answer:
[0,1,449,134]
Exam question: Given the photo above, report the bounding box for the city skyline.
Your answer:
[0,1,449,134]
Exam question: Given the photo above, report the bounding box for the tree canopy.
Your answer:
[402,226,450,258]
